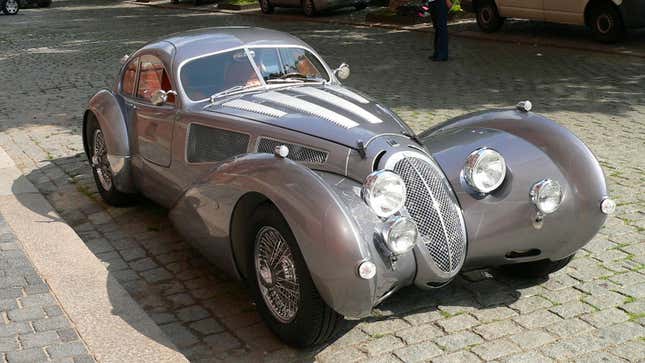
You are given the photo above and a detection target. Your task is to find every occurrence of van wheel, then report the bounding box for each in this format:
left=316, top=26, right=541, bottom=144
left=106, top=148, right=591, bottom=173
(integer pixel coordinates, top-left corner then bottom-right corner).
left=476, top=0, right=504, bottom=33
left=589, top=2, right=624, bottom=43
left=259, top=0, right=274, bottom=13
left=354, top=1, right=367, bottom=10
left=248, top=204, right=342, bottom=347
left=500, top=255, right=574, bottom=278
left=302, top=0, right=316, bottom=17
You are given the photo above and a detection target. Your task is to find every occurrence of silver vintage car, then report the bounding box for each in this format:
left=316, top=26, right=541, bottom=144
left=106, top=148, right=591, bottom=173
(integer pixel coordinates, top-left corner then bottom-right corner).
left=83, top=27, right=613, bottom=347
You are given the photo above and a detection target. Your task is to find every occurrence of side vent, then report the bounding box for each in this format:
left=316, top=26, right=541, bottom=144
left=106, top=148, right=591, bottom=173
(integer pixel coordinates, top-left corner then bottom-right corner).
left=257, top=138, right=328, bottom=164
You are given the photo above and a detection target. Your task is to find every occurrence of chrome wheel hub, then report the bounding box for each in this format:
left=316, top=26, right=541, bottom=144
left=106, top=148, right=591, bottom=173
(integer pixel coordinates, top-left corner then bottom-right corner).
left=596, top=14, right=612, bottom=34
left=481, top=7, right=492, bottom=23
left=254, top=226, right=300, bottom=323
left=5, top=0, right=18, bottom=13
left=92, top=129, right=113, bottom=191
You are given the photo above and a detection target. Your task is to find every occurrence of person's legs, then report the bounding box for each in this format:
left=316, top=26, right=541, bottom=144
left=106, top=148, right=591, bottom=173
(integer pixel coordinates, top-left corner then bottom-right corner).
left=435, top=0, right=449, bottom=60
left=430, top=3, right=439, bottom=59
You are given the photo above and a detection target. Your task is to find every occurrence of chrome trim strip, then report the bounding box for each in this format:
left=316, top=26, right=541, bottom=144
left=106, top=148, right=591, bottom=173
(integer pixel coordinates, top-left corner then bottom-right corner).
left=344, top=148, right=351, bottom=176
left=254, top=91, right=359, bottom=129
left=292, top=87, right=382, bottom=124
left=325, top=85, right=370, bottom=104
left=222, top=99, right=287, bottom=118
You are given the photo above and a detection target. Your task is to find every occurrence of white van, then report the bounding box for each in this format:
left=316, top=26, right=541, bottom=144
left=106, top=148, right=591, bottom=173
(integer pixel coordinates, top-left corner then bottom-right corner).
left=461, top=0, right=645, bottom=42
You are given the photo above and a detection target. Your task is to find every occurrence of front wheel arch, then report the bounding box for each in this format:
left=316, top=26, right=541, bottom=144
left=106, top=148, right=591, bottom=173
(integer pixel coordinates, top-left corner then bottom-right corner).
left=82, top=110, right=95, bottom=160
left=230, top=192, right=272, bottom=281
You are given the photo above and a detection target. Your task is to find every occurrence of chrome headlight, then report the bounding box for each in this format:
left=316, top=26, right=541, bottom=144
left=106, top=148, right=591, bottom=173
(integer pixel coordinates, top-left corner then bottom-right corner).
left=382, top=216, right=418, bottom=254
left=362, top=170, right=407, bottom=218
left=464, top=148, right=507, bottom=193
left=530, top=179, right=562, bottom=214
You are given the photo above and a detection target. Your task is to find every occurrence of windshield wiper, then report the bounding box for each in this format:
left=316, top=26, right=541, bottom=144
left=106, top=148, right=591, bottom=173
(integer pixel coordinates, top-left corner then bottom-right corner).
left=209, top=84, right=259, bottom=102
left=266, top=78, right=305, bottom=84
left=266, top=77, right=326, bottom=84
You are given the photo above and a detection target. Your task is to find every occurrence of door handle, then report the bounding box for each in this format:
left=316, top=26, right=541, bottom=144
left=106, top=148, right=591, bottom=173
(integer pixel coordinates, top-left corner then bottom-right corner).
left=127, top=102, right=137, bottom=110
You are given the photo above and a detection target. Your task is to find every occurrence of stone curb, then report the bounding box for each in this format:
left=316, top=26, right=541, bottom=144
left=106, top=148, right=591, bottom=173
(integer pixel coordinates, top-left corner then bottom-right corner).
left=129, top=0, right=645, bottom=59
left=0, top=146, right=188, bottom=363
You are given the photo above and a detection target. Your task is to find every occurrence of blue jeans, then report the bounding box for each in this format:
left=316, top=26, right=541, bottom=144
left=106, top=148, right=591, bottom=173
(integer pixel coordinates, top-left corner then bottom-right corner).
left=430, top=0, right=449, bottom=59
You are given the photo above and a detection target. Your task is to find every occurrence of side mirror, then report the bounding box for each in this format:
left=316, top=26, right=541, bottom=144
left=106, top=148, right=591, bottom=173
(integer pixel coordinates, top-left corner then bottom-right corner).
left=334, top=63, right=351, bottom=80
left=150, top=90, right=177, bottom=106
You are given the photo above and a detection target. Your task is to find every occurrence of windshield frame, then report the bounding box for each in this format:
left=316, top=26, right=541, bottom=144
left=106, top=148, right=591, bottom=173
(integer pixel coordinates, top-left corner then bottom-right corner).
left=177, top=44, right=334, bottom=104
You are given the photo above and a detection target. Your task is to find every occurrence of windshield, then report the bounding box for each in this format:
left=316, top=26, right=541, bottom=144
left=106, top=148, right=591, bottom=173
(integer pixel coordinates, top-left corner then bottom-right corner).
left=249, top=47, right=329, bottom=82
left=180, top=47, right=330, bottom=101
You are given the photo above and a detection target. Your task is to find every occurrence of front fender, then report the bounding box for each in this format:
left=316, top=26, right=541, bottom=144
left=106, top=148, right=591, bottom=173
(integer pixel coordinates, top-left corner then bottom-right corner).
left=420, top=110, right=608, bottom=267
left=85, top=89, right=135, bottom=193
left=169, top=154, right=416, bottom=317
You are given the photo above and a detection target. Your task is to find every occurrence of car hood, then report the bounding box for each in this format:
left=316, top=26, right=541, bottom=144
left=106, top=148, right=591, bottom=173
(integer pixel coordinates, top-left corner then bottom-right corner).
left=203, top=84, right=415, bottom=149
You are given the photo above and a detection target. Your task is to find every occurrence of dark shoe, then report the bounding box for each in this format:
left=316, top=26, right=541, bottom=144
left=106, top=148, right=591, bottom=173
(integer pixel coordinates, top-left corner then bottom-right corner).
left=432, top=56, right=448, bottom=62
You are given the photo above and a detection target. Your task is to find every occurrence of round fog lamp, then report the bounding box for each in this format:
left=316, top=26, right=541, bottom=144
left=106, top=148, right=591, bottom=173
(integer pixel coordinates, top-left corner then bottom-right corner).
left=530, top=179, right=562, bottom=214
left=362, top=170, right=407, bottom=218
left=464, top=148, right=507, bottom=193
left=600, top=198, right=616, bottom=215
left=358, top=261, right=376, bottom=280
left=382, top=216, right=418, bottom=255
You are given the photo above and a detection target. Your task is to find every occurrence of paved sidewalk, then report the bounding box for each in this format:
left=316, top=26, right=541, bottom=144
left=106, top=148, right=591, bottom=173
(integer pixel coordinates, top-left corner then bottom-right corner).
left=0, top=212, right=93, bottom=363
left=0, top=146, right=187, bottom=363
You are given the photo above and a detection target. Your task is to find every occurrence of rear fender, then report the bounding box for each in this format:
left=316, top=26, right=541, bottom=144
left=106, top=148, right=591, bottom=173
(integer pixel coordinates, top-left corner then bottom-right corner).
left=84, top=89, right=135, bottom=193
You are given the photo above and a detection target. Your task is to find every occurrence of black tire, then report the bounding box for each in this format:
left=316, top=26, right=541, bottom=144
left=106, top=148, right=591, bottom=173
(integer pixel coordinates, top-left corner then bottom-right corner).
left=86, top=116, right=135, bottom=207
left=259, top=0, right=273, bottom=13
left=302, top=0, right=316, bottom=17
left=500, top=255, right=574, bottom=278
left=1, top=0, right=20, bottom=15
left=588, top=2, right=624, bottom=43
left=248, top=204, right=342, bottom=347
left=38, top=0, right=51, bottom=7
left=354, top=1, right=367, bottom=10
left=475, top=0, right=504, bottom=33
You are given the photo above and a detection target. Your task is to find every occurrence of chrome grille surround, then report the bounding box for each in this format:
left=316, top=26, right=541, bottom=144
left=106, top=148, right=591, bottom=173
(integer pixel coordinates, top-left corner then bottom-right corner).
left=385, top=151, right=467, bottom=275
left=257, top=137, right=328, bottom=164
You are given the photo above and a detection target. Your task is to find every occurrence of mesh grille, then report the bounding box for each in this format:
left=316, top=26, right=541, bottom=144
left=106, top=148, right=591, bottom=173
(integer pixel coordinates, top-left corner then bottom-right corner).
left=392, top=156, right=466, bottom=274
left=257, top=138, right=328, bottom=164
left=187, top=124, right=249, bottom=163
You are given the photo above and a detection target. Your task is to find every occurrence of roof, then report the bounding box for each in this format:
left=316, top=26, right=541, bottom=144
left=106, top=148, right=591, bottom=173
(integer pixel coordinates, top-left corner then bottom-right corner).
left=153, top=27, right=312, bottom=62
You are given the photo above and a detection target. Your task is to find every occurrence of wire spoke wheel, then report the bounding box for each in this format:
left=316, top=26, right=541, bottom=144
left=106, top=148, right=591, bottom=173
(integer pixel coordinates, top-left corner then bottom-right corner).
left=254, top=226, right=300, bottom=323
left=92, top=129, right=113, bottom=191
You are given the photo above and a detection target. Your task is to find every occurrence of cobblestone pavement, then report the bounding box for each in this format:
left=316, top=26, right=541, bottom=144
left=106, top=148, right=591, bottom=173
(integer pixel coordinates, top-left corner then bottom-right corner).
left=0, top=212, right=93, bottom=362
left=1, top=0, right=644, bottom=362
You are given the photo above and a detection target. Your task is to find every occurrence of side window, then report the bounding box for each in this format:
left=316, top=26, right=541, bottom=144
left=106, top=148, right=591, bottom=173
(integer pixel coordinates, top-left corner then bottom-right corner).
left=187, top=124, right=249, bottom=163
left=122, top=57, right=138, bottom=97
left=136, top=55, right=175, bottom=104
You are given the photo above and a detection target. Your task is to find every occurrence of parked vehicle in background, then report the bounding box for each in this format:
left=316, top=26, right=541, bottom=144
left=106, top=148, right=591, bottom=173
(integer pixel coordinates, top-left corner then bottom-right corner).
left=461, top=0, right=645, bottom=43
left=1, top=0, right=19, bottom=14
left=259, top=0, right=367, bottom=17
left=20, top=0, right=51, bottom=7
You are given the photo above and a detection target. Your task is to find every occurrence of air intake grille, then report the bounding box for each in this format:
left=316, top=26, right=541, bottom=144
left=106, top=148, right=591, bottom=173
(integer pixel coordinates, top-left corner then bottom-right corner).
left=391, top=155, right=466, bottom=274
left=257, top=138, right=328, bottom=164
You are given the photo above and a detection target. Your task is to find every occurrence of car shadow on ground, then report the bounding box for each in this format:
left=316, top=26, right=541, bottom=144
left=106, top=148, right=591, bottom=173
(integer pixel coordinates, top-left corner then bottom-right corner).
left=9, top=153, right=553, bottom=361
